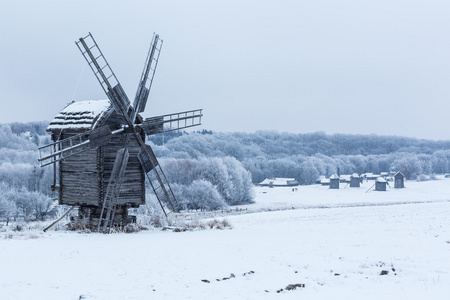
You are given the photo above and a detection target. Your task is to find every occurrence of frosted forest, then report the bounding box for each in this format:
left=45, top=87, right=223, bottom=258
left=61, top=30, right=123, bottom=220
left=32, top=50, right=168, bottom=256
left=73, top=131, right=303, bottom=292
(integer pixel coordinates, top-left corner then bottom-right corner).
left=1, top=121, right=450, bottom=222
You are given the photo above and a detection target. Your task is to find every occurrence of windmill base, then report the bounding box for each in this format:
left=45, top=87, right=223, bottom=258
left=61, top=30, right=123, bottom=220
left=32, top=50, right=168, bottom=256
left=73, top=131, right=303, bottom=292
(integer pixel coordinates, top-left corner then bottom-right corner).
left=69, top=206, right=136, bottom=231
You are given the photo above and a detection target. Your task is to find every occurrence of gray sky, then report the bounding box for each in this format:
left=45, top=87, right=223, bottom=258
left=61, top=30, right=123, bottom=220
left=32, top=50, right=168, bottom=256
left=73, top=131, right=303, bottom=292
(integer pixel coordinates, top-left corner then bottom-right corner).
left=1, top=0, right=449, bottom=140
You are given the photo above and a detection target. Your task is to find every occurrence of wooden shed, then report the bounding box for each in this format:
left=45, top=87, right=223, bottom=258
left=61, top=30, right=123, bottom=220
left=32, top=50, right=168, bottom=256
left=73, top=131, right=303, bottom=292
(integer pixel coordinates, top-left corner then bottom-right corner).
left=47, top=100, right=145, bottom=221
left=394, top=172, right=405, bottom=188
left=375, top=177, right=387, bottom=191
left=350, top=173, right=360, bottom=188
left=329, top=174, right=340, bottom=189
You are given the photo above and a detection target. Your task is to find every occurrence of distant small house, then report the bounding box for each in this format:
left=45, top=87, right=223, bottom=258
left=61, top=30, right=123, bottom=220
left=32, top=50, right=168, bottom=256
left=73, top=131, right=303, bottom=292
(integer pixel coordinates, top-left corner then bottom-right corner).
left=259, top=178, right=299, bottom=187
left=375, top=177, right=387, bottom=191
left=380, top=172, right=389, bottom=177
left=329, top=174, right=340, bottom=189
left=394, top=172, right=405, bottom=188
left=350, top=173, right=360, bottom=188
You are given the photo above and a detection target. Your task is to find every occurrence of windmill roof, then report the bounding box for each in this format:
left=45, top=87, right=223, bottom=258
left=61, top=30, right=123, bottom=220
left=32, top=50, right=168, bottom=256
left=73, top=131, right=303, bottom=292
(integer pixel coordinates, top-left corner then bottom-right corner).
left=47, top=100, right=111, bottom=132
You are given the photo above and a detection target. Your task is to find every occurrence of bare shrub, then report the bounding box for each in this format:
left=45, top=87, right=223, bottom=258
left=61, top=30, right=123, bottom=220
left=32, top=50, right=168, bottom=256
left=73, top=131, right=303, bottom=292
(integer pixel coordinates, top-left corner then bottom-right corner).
left=67, top=219, right=92, bottom=232
left=12, top=224, right=23, bottom=232
left=185, top=218, right=232, bottom=231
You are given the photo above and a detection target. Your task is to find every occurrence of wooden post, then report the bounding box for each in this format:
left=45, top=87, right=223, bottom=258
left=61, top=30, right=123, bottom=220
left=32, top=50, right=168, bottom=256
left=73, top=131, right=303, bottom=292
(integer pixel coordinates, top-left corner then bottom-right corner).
left=43, top=206, right=75, bottom=232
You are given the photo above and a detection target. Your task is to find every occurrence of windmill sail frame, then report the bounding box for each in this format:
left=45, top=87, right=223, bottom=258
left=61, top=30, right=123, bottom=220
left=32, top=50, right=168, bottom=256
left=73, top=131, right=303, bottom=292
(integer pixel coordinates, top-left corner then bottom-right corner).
left=40, top=32, right=202, bottom=231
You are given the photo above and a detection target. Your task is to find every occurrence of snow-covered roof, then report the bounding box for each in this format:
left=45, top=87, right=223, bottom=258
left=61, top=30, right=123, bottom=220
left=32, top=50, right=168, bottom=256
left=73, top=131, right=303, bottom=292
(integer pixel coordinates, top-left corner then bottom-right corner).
left=351, top=173, right=359, bottom=178
left=394, top=171, right=404, bottom=178
left=47, top=100, right=111, bottom=132
left=259, top=178, right=299, bottom=186
left=329, top=174, right=339, bottom=180
left=339, top=174, right=351, bottom=181
left=376, top=177, right=387, bottom=183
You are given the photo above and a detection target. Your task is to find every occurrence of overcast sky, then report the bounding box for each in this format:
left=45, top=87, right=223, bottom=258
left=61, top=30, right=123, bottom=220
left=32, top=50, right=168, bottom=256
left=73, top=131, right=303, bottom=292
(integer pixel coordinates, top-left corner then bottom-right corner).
left=1, top=0, right=449, bottom=140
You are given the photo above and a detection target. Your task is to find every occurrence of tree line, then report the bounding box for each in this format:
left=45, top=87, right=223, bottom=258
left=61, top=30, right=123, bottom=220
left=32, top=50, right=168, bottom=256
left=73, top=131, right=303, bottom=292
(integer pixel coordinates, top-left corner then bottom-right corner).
left=1, top=122, right=450, bottom=219
left=151, top=130, right=450, bottom=183
left=0, top=124, right=56, bottom=222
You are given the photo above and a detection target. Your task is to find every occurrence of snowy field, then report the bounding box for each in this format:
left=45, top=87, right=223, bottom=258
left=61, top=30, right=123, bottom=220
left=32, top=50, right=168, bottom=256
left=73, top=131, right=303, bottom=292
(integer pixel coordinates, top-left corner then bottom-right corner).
left=1, top=179, right=450, bottom=299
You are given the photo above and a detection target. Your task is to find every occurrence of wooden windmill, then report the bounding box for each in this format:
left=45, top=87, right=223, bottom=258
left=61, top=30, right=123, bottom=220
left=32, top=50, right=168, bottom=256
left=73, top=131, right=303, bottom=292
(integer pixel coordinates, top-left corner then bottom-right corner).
left=38, top=33, right=202, bottom=232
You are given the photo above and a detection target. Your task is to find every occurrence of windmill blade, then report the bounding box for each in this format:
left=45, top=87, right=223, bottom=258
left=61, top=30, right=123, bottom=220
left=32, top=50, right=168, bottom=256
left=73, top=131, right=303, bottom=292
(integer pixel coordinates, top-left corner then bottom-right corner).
left=88, top=125, right=113, bottom=148
left=38, top=131, right=89, bottom=167
left=141, top=109, right=203, bottom=136
left=97, top=142, right=130, bottom=233
left=137, top=144, right=179, bottom=215
left=76, top=33, right=135, bottom=126
left=132, top=33, right=163, bottom=121
left=38, top=125, right=122, bottom=167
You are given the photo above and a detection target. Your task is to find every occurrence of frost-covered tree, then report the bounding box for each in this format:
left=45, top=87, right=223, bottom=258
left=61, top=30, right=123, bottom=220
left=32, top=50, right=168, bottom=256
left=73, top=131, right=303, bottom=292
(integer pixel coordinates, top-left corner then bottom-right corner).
left=0, top=183, right=17, bottom=224
left=1, top=186, right=56, bottom=221
left=242, top=156, right=266, bottom=183
left=432, top=150, right=450, bottom=174
left=299, top=160, right=320, bottom=185
left=348, top=155, right=367, bottom=174
left=30, top=192, right=57, bottom=221
left=193, top=157, right=233, bottom=202
left=0, top=124, right=39, bottom=151
left=175, top=180, right=227, bottom=211
left=221, top=156, right=254, bottom=205
left=0, top=197, right=17, bottom=224
left=159, top=156, right=253, bottom=209
left=417, top=154, right=433, bottom=175
left=392, top=155, right=423, bottom=180
left=161, top=158, right=196, bottom=185
left=7, top=187, right=35, bottom=220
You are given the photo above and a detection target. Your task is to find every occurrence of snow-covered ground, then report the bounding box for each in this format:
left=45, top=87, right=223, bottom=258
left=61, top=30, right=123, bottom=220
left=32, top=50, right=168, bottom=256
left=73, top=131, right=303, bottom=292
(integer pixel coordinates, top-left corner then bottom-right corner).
left=244, top=177, right=450, bottom=212
left=1, top=179, right=450, bottom=299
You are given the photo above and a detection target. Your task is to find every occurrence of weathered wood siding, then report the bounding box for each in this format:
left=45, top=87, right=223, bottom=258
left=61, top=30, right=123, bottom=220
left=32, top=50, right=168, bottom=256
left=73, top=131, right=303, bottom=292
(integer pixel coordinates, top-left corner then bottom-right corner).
left=59, top=133, right=101, bottom=206
left=55, top=111, right=145, bottom=208
left=349, top=177, right=360, bottom=187
left=102, top=133, right=145, bottom=206
left=394, top=172, right=405, bottom=189
left=101, top=112, right=145, bottom=207
left=329, top=178, right=340, bottom=189
left=394, top=178, right=404, bottom=189
left=375, top=181, right=387, bottom=191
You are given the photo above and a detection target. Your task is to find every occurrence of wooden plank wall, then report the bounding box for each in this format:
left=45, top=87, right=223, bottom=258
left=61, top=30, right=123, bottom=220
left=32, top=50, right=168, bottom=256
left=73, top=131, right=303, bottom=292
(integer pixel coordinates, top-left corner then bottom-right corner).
left=102, top=133, right=145, bottom=207
left=59, top=133, right=101, bottom=206
left=57, top=111, right=146, bottom=208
